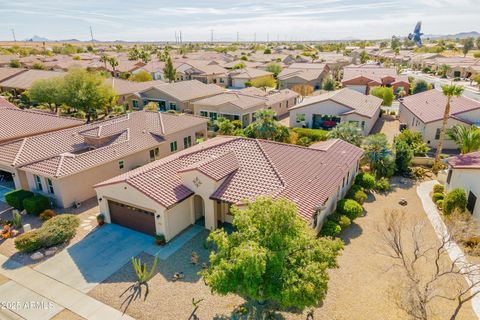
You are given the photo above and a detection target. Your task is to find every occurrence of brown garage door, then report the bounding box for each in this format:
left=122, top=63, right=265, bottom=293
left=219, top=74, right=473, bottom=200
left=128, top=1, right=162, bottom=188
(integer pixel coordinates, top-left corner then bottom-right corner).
left=108, top=201, right=156, bottom=235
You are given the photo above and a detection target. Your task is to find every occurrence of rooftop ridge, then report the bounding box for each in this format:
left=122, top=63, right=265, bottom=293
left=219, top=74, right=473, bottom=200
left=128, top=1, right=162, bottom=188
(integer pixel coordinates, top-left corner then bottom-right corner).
left=11, top=137, right=28, bottom=166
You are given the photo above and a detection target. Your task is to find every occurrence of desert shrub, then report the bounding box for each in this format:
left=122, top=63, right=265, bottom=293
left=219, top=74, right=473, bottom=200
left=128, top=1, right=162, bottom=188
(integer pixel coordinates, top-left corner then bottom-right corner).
left=355, top=172, right=375, bottom=190
left=320, top=219, right=341, bottom=237
left=14, top=230, right=42, bottom=253
left=436, top=199, right=444, bottom=209
left=433, top=184, right=445, bottom=194
left=443, top=188, right=467, bottom=215
left=40, top=214, right=80, bottom=247
left=40, top=209, right=56, bottom=221
left=337, top=199, right=363, bottom=220
left=291, top=128, right=328, bottom=142
left=338, top=215, right=351, bottom=228
left=346, top=186, right=367, bottom=204
left=296, top=136, right=312, bottom=147
left=410, top=167, right=429, bottom=180
left=14, top=214, right=79, bottom=253
left=23, top=194, right=51, bottom=215
left=374, top=177, right=391, bottom=192
left=432, top=193, right=445, bottom=203
left=4, top=189, right=34, bottom=210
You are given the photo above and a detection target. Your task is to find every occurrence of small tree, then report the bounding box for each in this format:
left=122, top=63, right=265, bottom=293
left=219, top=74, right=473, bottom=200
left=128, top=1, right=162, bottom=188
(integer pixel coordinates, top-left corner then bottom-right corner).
left=412, top=80, right=429, bottom=94
left=462, top=37, right=474, bottom=57
left=163, top=56, right=176, bottom=82
left=291, top=84, right=314, bottom=101
left=107, top=57, right=119, bottom=75
left=244, top=109, right=288, bottom=142
left=143, top=102, right=158, bottom=112
left=443, top=188, right=467, bottom=215
left=322, top=77, right=335, bottom=91
left=201, top=197, right=343, bottom=309
left=250, top=77, right=276, bottom=90
left=130, top=70, right=153, bottom=82
left=265, top=62, right=282, bottom=77
left=394, top=140, right=413, bottom=175
left=363, top=133, right=395, bottom=178
left=370, top=87, right=394, bottom=106
left=232, top=62, right=246, bottom=70
left=327, top=122, right=363, bottom=146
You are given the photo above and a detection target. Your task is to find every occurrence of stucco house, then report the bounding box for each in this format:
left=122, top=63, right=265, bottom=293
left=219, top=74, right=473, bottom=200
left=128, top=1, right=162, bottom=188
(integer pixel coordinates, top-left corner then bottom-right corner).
left=94, top=137, right=363, bottom=240
left=193, top=87, right=299, bottom=126
left=0, top=69, right=65, bottom=95
left=175, top=61, right=229, bottom=87
left=103, top=78, right=165, bottom=107
left=341, top=64, right=410, bottom=95
left=289, top=88, right=382, bottom=135
left=229, top=68, right=274, bottom=88
left=277, top=63, right=330, bottom=90
left=125, top=80, right=225, bottom=112
left=0, top=111, right=208, bottom=208
left=445, top=152, right=480, bottom=219
left=398, top=89, right=480, bottom=149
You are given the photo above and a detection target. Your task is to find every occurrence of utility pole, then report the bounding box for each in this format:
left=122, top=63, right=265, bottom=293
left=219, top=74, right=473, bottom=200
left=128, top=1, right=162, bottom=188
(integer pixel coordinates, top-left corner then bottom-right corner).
left=210, top=29, right=214, bottom=43
left=179, top=30, right=182, bottom=44
left=236, top=31, right=239, bottom=43
left=174, top=31, right=177, bottom=44
left=11, top=29, right=16, bottom=42
left=89, top=26, right=94, bottom=45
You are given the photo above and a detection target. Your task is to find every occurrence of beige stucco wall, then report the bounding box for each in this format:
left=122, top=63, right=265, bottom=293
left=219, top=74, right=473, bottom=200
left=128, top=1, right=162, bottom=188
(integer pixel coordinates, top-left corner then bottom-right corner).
left=268, top=96, right=298, bottom=117
left=446, top=167, right=480, bottom=219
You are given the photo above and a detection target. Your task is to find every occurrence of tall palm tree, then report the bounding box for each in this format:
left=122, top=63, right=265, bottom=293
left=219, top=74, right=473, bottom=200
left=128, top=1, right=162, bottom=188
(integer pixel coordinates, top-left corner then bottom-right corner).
left=433, top=84, right=464, bottom=173
left=447, top=125, right=480, bottom=154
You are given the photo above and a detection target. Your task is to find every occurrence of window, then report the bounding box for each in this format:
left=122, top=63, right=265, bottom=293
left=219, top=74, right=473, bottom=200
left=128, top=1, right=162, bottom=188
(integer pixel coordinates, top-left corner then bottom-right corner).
left=149, top=147, right=159, bottom=161
left=209, top=112, right=218, bottom=121
left=132, top=100, right=139, bottom=109
left=200, top=111, right=208, bottom=117
left=412, top=117, right=415, bottom=126
left=34, top=175, right=43, bottom=191
left=296, top=113, right=306, bottom=123
left=169, top=102, right=177, bottom=111
left=361, top=121, right=366, bottom=130
left=435, top=128, right=441, bottom=140
left=286, top=101, right=289, bottom=108
left=220, top=78, right=225, bottom=83
left=446, top=169, right=453, bottom=184
left=119, top=160, right=125, bottom=169
left=184, top=136, right=192, bottom=149
left=170, top=141, right=178, bottom=152
left=46, top=178, right=54, bottom=194
left=342, top=177, right=345, bottom=188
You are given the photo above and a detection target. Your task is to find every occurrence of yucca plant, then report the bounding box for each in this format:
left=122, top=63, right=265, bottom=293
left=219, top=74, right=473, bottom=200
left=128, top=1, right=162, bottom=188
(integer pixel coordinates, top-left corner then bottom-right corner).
left=132, top=256, right=158, bottom=284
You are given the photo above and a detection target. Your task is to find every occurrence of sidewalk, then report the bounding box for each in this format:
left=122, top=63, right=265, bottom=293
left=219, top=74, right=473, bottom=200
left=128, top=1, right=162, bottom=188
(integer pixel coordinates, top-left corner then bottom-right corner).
left=417, top=180, right=480, bottom=319
left=0, top=254, right=133, bottom=320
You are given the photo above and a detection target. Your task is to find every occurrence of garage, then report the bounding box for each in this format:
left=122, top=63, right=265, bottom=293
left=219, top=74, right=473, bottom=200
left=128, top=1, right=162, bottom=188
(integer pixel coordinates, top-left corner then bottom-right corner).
left=108, top=200, right=156, bottom=236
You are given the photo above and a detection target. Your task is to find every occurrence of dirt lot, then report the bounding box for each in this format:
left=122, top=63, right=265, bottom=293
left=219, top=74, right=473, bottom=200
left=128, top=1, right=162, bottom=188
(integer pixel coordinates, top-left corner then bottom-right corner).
left=89, top=178, right=476, bottom=320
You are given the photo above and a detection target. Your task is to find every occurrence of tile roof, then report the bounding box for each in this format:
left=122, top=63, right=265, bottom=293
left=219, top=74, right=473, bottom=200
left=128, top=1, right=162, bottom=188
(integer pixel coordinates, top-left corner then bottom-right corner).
left=400, top=89, right=480, bottom=123
left=0, top=69, right=64, bottom=90
left=96, top=137, right=363, bottom=220
left=342, top=65, right=407, bottom=84
left=289, top=88, right=382, bottom=118
left=0, top=111, right=207, bottom=178
left=141, top=80, right=224, bottom=102
left=104, top=78, right=165, bottom=96
left=193, top=91, right=267, bottom=110
left=278, top=68, right=325, bottom=81
left=0, top=100, right=84, bottom=143
left=446, top=151, right=480, bottom=169
left=230, top=68, right=273, bottom=79
left=0, top=68, right=27, bottom=82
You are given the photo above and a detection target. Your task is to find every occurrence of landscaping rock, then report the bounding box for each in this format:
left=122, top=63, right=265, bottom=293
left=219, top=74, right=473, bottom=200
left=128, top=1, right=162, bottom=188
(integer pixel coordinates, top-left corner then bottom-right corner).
left=31, top=252, right=44, bottom=260
left=45, top=247, right=58, bottom=256
left=22, top=224, right=32, bottom=233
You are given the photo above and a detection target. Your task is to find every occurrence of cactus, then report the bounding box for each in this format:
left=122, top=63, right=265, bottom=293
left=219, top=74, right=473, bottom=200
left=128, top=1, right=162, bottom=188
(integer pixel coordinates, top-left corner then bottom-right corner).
left=132, top=256, right=157, bottom=284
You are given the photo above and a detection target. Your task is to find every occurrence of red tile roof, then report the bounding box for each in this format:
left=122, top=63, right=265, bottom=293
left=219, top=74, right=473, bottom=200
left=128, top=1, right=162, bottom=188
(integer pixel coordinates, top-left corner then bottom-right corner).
left=0, top=111, right=207, bottom=178
left=0, top=99, right=84, bottom=143
left=96, top=137, right=363, bottom=220
left=446, top=151, right=480, bottom=169
left=400, top=89, right=480, bottom=123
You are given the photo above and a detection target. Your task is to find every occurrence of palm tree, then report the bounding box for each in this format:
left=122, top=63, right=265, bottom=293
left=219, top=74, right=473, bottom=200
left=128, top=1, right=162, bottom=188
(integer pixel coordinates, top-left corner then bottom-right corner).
left=447, top=125, right=480, bottom=154
left=433, top=84, right=464, bottom=173
left=107, top=57, right=119, bottom=77
left=328, top=122, right=363, bottom=146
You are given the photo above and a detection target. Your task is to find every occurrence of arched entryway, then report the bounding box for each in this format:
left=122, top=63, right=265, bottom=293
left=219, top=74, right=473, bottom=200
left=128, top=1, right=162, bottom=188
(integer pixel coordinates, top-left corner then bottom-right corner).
left=194, top=195, right=205, bottom=225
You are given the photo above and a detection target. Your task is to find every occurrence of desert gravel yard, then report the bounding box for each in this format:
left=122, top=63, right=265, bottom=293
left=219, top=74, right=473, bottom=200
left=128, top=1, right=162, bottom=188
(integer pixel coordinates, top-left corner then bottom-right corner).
left=89, top=177, right=477, bottom=320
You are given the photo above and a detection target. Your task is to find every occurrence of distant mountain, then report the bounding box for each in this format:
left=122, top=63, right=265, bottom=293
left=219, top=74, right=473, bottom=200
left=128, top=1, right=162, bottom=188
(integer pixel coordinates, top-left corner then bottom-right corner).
left=425, top=31, right=479, bottom=40
left=24, top=35, right=51, bottom=42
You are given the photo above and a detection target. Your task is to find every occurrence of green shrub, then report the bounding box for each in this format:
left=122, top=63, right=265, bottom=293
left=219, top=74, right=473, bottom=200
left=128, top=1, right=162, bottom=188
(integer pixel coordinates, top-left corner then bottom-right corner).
left=436, top=199, right=444, bottom=209
left=14, top=230, right=42, bottom=253
left=337, top=199, right=363, bottom=220
left=338, top=215, right=351, bottom=228
left=23, top=195, right=51, bottom=215
left=432, top=193, right=445, bottom=203
left=433, top=184, right=445, bottom=194
left=40, top=214, right=80, bottom=247
left=4, top=190, right=34, bottom=210
left=443, top=188, right=467, bottom=215
left=14, top=214, right=79, bottom=253
left=346, top=186, right=367, bottom=204
left=291, top=128, right=328, bottom=142
left=320, top=219, right=341, bottom=237
left=374, top=178, right=391, bottom=192
left=355, top=172, right=375, bottom=190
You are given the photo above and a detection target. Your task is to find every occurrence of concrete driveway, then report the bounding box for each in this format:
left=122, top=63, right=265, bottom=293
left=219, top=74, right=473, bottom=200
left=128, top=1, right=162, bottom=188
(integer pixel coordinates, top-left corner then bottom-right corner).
left=34, top=223, right=203, bottom=293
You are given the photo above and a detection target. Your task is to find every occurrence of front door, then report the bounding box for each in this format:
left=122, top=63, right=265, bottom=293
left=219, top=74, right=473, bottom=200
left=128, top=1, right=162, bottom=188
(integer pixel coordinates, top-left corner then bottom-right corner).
left=467, top=191, right=477, bottom=214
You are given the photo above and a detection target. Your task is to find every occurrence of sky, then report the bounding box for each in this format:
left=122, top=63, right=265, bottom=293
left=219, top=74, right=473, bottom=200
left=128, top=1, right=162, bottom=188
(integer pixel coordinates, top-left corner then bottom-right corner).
left=0, top=0, right=478, bottom=42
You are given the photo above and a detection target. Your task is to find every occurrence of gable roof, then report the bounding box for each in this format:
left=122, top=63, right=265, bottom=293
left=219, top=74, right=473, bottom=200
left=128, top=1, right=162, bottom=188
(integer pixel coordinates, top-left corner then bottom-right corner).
left=0, top=68, right=27, bottom=82
left=446, top=151, right=480, bottom=169
left=104, top=78, right=166, bottom=96
left=0, top=111, right=207, bottom=178
left=0, top=98, right=84, bottom=143
left=230, top=68, right=273, bottom=79
left=0, top=69, right=64, bottom=90
left=289, top=88, right=382, bottom=118
left=193, top=91, right=267, bottom=110
left=96, top=137, right=363, bottom=220
left=141, top=80, right=224, bottom=102
left=400, top=89, right=480, bottom=124
left=342, top=65, right=406, bottom=84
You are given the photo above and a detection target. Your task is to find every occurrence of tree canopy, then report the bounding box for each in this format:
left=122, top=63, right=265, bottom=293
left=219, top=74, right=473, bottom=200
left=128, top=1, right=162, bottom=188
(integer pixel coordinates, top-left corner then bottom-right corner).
left=250, top=77, right=277, bottom=90
left=370, top=86, right=394, bottom=106
left=327, top=122, right=363, bottom=146
left=265, top=63, right=283, bottom=77
left=201, top=197, right=343, bottom=309
left=163, top=56, right=176, bottom=82
left=130, top=70, right=153, bottom=82
left=244, top=109, right=289, bottom=142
